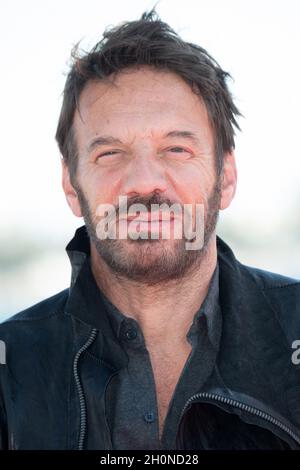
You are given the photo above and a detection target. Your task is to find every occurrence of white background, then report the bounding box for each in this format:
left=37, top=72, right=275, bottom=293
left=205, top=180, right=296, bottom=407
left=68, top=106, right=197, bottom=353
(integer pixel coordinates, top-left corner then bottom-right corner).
left=0, top=0, right=299, bottom=319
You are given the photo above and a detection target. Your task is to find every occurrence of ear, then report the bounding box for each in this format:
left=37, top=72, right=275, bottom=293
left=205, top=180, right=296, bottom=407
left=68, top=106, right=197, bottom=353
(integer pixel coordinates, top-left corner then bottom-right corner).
left=61, top=160, right=82, bottom=217
left=219, top=151, right=237, bottom=210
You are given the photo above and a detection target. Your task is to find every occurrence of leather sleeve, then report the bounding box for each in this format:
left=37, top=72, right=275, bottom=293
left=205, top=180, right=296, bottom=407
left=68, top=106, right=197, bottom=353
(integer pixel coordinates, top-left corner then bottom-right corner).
left=0, top=368, right=8, bottom=450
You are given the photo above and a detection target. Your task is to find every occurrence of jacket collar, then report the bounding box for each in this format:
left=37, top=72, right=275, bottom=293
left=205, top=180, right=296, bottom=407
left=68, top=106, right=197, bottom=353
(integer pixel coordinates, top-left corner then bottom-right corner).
left=64, top=225, right=296, bottom=404
left=64, top=225, right=300, bottom=442
left=63, top=224, right=250, bottom=334
left=66, top=225, right=90, bottom=288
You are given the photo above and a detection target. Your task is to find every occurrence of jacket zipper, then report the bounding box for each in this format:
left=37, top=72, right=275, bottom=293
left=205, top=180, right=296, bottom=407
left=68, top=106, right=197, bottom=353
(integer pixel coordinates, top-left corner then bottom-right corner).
left=178, top=392, right=300, bottom=447
left=73, top=328, right=98, bottom=450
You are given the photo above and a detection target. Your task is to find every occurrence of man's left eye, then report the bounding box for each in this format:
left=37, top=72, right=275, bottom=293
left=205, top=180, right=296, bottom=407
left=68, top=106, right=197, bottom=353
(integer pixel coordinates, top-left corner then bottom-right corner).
left=168, top=147, right=187, bottom=153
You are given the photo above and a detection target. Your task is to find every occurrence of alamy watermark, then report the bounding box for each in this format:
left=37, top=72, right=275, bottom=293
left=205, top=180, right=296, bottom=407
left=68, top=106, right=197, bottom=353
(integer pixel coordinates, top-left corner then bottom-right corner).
left=94, top=196, right=204, bottom=250
left=0, top=340, right=6, bottom=365
left=291, top=340, right=300, bottom=365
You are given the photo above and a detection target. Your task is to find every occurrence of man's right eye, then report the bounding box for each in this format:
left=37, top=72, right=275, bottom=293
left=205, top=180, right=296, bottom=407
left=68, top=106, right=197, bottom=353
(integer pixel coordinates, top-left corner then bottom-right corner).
left=98, top=150, right=119, bottom=157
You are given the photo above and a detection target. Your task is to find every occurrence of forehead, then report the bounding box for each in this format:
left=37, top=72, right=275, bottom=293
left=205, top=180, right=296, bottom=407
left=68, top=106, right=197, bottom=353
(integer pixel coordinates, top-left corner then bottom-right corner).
left=73, top=66, right=213, bottom=145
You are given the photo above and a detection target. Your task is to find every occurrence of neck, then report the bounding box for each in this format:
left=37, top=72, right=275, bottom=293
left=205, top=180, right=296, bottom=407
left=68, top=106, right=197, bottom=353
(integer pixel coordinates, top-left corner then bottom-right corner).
left=90, top=237, right=217, bottom=349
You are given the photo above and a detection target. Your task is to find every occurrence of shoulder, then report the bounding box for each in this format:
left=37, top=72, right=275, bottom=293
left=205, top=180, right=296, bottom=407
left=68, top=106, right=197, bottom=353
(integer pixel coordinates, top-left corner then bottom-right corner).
left=0, top=288, right=70, bottom=336
left=0, top=289, right=72, bottom=377
left=239, top=262, right=300, bottom=341
left=241, top=263, right=300, bottom=291
left=217, top=236, right=300, bottom=339
left=217, top=235, right=300, bottom=290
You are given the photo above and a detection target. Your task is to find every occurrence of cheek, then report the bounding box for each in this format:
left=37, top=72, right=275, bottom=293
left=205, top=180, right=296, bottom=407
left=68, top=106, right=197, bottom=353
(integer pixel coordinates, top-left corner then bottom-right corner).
left=80, top=167, right=122, bottom=211
left=171, top=164, right=215, bottom=205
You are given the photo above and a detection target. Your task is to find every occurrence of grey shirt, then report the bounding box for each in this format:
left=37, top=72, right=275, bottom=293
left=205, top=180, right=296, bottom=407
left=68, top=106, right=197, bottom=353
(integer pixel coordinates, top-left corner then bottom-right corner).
left=100, top=263, right=221, bottom=450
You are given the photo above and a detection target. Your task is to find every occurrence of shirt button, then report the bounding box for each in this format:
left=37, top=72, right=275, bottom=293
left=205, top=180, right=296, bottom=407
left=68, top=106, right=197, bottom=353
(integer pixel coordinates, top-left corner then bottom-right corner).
left=144, top=412, right=155, bottom=423
left=124, top=328, right=138, bottom=341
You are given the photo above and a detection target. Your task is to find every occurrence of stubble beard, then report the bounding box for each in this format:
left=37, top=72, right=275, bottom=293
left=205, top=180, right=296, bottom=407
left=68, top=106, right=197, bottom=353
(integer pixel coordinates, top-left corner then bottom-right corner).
left=74, top=181, right=221, bottom=286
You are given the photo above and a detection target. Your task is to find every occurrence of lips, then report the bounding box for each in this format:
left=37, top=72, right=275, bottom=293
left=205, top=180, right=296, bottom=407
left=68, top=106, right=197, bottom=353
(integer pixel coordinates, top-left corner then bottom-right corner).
left=120, top=212, right=176, bottom=223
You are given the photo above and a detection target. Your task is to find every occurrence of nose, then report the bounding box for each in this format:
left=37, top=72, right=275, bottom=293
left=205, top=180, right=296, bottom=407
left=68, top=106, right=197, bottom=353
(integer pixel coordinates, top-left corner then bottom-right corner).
left=122, top=152, right=168, bottom=197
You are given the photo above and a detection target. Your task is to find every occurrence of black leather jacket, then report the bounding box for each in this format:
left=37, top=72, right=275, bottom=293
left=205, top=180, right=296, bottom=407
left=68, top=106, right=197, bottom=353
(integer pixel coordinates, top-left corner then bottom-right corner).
left=1, top=226, right=300, bottom=450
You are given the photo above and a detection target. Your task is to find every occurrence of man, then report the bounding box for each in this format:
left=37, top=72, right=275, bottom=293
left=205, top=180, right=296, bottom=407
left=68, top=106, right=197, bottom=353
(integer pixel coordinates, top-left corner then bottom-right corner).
left=1, top=9, right=300, bottom=450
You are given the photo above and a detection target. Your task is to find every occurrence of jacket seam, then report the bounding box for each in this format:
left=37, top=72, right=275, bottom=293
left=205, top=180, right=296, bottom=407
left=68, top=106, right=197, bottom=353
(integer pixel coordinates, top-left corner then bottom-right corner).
left=262, top=282, right=300, bottom=291
left=85, top=350, right=115, bottom=371
left=2, top=309, right=62, bottom=324
left=2, top=294, right=69, bottom=325
left=259, top=289, right=295, bottom=350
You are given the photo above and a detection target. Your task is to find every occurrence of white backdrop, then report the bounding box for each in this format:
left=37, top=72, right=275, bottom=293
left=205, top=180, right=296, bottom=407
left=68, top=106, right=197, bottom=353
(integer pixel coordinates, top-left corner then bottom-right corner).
left=0, top=0, right=299, bottom=319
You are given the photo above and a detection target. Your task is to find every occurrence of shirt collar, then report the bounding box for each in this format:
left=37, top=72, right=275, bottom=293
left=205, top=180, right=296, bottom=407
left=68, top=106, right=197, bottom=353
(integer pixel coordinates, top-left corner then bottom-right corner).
left=100, top=262, right=220, bottom=350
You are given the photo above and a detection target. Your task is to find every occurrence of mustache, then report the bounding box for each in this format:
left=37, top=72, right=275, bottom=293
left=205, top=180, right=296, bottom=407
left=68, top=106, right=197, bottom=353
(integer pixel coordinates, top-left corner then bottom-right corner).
left=116, top=192, right=181, bottom=217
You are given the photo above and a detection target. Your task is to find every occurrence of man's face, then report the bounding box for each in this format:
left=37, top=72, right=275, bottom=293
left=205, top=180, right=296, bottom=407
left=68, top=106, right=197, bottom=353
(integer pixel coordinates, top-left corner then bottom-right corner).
left=63, top=66, right=236, bottom=285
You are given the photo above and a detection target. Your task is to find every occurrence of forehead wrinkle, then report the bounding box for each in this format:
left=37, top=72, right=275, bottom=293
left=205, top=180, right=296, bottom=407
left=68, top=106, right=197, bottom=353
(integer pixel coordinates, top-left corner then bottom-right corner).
left=74, top=70, right=215, bottom=155
left=77, top=80, right=119, bottom=125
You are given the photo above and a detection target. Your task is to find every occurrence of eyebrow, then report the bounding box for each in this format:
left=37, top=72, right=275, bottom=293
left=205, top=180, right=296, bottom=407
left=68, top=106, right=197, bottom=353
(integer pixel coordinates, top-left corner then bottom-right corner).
left=164, top=130, right=200, bottom=144
left=87, top=135, right=123, bottom=153
left=87, top=130, right=200, bottom=153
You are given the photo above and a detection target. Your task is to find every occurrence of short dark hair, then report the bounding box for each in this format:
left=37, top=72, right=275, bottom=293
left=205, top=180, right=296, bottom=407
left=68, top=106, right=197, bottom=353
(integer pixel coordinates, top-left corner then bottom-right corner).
left=55, top=8, right=241, bottom=182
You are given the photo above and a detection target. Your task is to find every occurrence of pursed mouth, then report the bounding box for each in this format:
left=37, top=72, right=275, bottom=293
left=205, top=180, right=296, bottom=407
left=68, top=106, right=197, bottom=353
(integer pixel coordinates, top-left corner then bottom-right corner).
left=119, top=212, right=177, bottom=223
